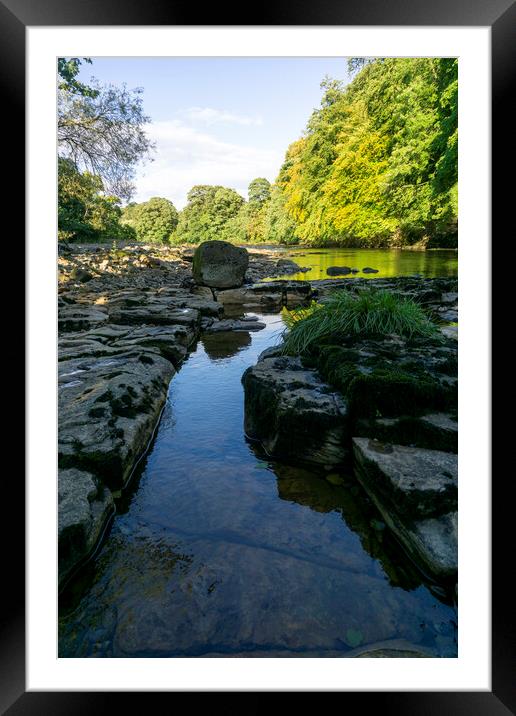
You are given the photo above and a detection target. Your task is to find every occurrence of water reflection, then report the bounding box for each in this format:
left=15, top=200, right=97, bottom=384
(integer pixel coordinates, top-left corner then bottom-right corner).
left=265, top=248, right=458, bottom=282
left=201, top=330, right=252, bottom=360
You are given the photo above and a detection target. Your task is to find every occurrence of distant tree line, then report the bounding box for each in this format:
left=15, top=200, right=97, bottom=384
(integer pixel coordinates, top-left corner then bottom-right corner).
left=58, top=57, right=457, bottom=247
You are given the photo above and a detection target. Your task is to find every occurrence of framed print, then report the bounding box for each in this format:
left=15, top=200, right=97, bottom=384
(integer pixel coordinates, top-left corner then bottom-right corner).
left=3, top=0, right=511, bottom=709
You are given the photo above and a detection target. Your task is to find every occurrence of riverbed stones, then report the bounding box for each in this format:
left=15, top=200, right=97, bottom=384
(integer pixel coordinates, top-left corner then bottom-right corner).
left=192, top=240, right=249, bottom=288
left=242, top=355, right=350, bottom=466
left=352, top=438, right=457, bottom=578
left=58, top=468, right=114, bottom=588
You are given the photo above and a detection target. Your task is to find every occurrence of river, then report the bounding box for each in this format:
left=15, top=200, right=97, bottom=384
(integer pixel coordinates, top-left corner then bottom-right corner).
left=263, top=247, right=458, bottom=282
left=59, top=285, right=458, bottom=657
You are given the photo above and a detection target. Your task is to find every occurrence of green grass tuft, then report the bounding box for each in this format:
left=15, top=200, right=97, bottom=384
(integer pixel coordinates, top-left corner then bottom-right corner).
left=281, top=288, right=439, bottom=355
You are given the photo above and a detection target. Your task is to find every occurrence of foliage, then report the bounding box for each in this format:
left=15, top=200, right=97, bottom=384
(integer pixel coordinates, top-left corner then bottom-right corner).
left=121, top=197, right=178, bottom=243
left=57, top=58, right=99, bottom=98
left=58, top=158, right=135, bottom=243
left=281, top=289, right=439, bottom=355
left=248, top=177, right=271, bottom=205
left=58, top=58, right=154, bottom=200
left=274, top=58, right=458, bottom=247
left=173, top=185, right=245, bottom=244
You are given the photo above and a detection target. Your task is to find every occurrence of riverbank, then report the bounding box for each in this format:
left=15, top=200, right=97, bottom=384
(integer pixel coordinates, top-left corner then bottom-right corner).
left=58, top=242, right=457, bottom=599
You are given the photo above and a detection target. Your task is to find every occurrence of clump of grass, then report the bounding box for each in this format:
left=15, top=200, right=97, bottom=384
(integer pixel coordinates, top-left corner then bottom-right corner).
left=281, top=288, right=439, bottom=355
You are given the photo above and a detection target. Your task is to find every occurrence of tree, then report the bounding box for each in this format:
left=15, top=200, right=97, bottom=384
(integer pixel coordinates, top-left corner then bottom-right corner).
left=57, top=57, right=99, bottom=98
left=121, top=197, right=178, bottom=244
left=174, top=185, right=245, bottom=244
left=58, top=158, right=135, bottom=243
left=272, top=58, right=458, bottom=247
left=58, top=58, right=154, bottom=200
left=248, top=177, right=271, bottom=205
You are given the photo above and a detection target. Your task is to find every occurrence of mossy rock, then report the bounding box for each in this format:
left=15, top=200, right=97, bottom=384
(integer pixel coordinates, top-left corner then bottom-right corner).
left=346, top=368, right=455, bottom=419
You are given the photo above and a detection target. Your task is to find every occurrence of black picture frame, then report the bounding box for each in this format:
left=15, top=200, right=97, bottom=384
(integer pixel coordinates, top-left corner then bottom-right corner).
left=4, top=0, right=510, bottom=711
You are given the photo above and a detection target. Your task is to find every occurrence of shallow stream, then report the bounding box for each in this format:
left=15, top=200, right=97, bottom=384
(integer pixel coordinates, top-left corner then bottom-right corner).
left=59, top=309, right=458, bottom=658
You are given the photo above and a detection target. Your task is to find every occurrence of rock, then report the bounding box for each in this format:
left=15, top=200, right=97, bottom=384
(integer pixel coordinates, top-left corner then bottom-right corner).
left=204, top=319, right=266, bottom=333
left=58, top=351, right=175, bottom=489
left=216, top=281, right=312, bottom=310
left=58, top=468, right=114, bottom=587
left=355, top=413, right=458, bottom=453
left=352, top=438, right=457, bottom=520
left=190, top=285, right=215, bottom=300
left=440, top=325, right=458, bottom=340
left=326, top=266, right=352, bottom=276
left=192, top=240, right=249, bottom=289
left=441, top=292, right=458, bottom=304
left=352, top=438, right=458, bottom=578
left=242, top=356, right=350, bottom=467
left=70, top=267, right=94, bottom=282
left=59, top=305, right=109, bottom=333
left=362, top=267, right=379, bottom=274
left=276, top=258, right=301, bottom=270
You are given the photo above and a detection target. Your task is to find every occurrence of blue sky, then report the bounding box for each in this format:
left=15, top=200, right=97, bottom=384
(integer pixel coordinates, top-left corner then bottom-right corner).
left=78, top=58, right=350, bottom=208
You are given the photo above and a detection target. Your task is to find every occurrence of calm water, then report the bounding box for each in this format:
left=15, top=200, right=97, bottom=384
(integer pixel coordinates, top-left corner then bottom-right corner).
left=59, top=309, right=457, bottom=658
left=263, top=247, right=458, bottom=282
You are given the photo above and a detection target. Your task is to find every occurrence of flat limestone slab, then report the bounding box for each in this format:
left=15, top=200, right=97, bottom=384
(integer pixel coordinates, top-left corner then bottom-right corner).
left=353, top=438, right=457, bottom=519
left=353, top=438, right=458, bottom=578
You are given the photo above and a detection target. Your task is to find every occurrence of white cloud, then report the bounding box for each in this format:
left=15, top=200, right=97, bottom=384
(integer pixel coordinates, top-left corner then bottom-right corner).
left=180, top=106, right=263, bottom=127
left=133, top=120, right=283, bottom=209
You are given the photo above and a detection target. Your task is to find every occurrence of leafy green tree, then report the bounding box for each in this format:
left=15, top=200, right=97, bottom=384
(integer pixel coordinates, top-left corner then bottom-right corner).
left=274, top=58, right=458, bottom=247
left=248, top=177, right=271, bottom=205
left=57, top=58, right=99, bottom=98
left=58, top=158, right=135, bottom=243
left=121, top=197, right=178, bottom=243
left=263, top=184, right=299, bottom=244
left=174, top=185, right=245, bottom=244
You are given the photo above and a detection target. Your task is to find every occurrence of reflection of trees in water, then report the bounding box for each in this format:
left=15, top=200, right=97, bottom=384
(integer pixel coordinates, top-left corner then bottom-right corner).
left=201, top=331, right=252, bottom=360
left=249, top=449, right=453, bottom=604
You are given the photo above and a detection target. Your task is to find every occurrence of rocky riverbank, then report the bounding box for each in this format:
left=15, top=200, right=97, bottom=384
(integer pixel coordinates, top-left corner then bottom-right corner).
left=57, top=242, right=314, bottom=587
left=242, top=276, right=458, bottom=584
left=58, top=240, right=458, bottom=595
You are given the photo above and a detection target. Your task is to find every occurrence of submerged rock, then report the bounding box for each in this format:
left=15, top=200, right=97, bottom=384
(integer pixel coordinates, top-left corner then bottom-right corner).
left=192, top=240, right=249, bottom=289
left=242, top=355, right=350, bottom=467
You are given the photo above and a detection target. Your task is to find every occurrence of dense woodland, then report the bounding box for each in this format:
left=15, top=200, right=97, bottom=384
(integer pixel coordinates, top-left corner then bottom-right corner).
left=58, top=57, right=458, bottom=248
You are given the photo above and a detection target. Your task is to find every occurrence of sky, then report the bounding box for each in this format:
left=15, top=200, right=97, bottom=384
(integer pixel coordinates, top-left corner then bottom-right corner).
left=77, top=58, right=350, bottom=208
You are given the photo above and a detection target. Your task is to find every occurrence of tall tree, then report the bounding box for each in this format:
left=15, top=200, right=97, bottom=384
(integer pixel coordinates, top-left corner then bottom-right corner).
left=58, top=57, right=154, bottom=200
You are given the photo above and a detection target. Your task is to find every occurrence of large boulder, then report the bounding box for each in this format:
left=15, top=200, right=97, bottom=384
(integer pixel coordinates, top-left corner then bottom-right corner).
left=192, top=240, right=249, bottom=289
